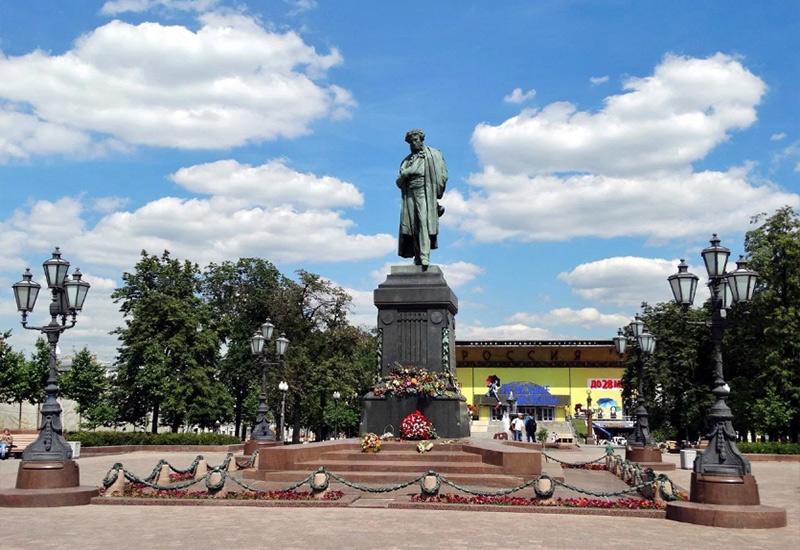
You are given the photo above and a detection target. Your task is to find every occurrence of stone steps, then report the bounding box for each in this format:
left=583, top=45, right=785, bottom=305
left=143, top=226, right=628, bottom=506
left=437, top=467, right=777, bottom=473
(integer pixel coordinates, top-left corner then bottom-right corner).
left=245, top=470, right=527, bottom=488
left=294, top=459, right=504, bottom=474
left=317, top=450, right=483, bottom=463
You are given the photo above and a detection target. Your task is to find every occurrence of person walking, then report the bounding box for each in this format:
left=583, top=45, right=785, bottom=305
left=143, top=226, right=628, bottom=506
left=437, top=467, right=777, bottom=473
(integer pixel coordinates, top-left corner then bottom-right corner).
left=0, top=428, right=13, bottom=460
left=511, top=413, right=525, bottom=441
left=524, top=413, right=537, bottom=443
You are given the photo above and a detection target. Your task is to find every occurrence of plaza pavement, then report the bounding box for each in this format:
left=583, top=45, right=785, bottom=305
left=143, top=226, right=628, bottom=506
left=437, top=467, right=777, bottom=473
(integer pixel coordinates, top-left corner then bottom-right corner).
left=1, top=446, right=798, bottom=549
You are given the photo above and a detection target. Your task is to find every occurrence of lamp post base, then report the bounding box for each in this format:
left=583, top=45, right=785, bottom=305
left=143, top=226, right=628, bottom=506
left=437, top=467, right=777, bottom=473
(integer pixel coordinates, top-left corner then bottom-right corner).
left=625, top=445, right=675, bottom=470
left=243, top=439, right=281, bottom=456
left=665, top=472, right=786, bottom=528
left=0, top=460, right=98, bottom=507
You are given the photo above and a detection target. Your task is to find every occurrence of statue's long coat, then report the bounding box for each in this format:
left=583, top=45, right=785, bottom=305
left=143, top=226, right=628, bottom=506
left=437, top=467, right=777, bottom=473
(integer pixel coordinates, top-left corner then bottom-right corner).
left=397, top=145, right=448, bottom=258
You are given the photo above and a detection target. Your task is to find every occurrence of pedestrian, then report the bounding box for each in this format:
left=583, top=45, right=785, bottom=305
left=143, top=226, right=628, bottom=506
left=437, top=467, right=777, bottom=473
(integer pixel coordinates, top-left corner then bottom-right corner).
left=0, top=428, right=13, bottom=460
left=511, top=413, right=525, bottom=441
left=524, top=413, right=537, bottom=443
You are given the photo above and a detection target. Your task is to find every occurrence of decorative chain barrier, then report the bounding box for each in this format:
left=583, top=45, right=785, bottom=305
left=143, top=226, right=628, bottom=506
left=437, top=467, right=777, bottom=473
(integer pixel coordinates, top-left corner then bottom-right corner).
left=101, top=447, right=680, bottom=502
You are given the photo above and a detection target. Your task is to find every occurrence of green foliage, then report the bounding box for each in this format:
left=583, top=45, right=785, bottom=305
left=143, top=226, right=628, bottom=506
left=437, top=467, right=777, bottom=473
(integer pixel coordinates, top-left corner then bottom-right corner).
left=60, top=347, right=113, bottom=427
left=0, top=336, right=48, bottom=415
left=737, top=441, right=800, bottom=454
left=111, top=250, right=231, bottom=432
left=65, top=431, right=240, bottom=447
left=750, top=389, right=794, bottom=437
left=571, top=418, right=587, bottom=438
left=536, top=427, right=548, bottom=444
left=650, top=423, right=675, bottom=443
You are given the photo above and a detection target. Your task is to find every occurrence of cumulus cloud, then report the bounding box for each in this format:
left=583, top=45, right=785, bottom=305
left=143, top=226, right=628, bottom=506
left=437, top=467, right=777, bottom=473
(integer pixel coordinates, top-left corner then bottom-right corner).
left=0, top=14, right=351, bottom=155
left=589, top=75, right=609, bottom=85
left=558, top=256, right=710, bottom=308
left=509, top=308, right=629, bottom=330
left=448, top=54, right=798, bottom=244
left=370, top=260, right=484, bottom=289
left=770, top=132, right=786, bottom=141
left=92, top=196, right=130, bottom=213
left=443, top=165, right=797, bottom=242
left=100, top=0, right=218, bottom=15
left=474, top=54, right=766, bottom=177
left=503, top=87, right=536, bottom=104
left=171, top=159, right=364, bottom=209
left=457, top=323, right=557, bottom=341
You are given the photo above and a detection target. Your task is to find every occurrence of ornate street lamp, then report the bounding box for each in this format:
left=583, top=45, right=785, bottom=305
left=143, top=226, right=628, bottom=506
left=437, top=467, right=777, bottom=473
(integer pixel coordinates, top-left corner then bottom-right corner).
left=332, top=391, right=341, bottom=439
left=668, top=235, right=753, bottom=477
left=668, top=259, right=699, bottom=307
left=278, top=381, right=289, bottom=443
left=11, top=247, right=90, bottom=461
left=249, top=320, right=289, bottom=442
left=615, top=320, right=656, bottom=449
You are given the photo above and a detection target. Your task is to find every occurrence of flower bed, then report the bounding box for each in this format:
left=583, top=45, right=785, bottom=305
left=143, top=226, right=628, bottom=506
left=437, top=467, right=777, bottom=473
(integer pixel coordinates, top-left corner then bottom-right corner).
left=103, top=483, right=344, bottom=501
left=411, top=493, right=664, bottom=509
left=67, top=431, right=240, bottom=447
left=560, top=463, right=607, bottom=470
left=168, top=471, right=195, bottom=482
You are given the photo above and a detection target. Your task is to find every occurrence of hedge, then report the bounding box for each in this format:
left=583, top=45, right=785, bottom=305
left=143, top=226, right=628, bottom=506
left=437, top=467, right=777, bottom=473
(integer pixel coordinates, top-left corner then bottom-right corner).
left=65, top=431, right=240, bottom=447
left=737, top=441, right=800, bottom=455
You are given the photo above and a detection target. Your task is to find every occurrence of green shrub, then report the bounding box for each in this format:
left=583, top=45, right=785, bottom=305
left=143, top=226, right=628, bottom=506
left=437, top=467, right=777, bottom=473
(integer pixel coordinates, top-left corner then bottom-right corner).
left=66, top=431, right=240, bottom=447
left=737, top=441, right=800, bottom=455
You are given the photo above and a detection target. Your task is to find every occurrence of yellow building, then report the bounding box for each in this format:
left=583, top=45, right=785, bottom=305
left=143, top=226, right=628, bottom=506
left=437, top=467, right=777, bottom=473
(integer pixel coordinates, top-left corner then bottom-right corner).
left=455, top=340, right=625, bottom=421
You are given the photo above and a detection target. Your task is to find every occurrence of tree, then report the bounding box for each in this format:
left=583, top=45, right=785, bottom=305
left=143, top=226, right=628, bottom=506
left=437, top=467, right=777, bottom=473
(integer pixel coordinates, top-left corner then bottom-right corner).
left=0, top=334, right=47, bottom=428
left=112, top=250, right=230, bottom=432
left=201, top=258, right=286, bottom=438
left=60, top=347, right=113, bottom=429
left=742, top=206, right=800, bottom=441
left=624, top=302, right=713, bottom=443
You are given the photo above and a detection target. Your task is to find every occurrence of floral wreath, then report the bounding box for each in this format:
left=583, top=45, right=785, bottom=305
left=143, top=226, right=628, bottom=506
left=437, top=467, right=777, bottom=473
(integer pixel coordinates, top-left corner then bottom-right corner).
left=372, top=363, right=459, bottom=399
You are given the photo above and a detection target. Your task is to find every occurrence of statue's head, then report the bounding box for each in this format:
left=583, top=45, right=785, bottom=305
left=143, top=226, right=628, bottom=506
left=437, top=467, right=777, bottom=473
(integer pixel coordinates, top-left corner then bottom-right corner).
left=405, top=129, right=425, bottom=153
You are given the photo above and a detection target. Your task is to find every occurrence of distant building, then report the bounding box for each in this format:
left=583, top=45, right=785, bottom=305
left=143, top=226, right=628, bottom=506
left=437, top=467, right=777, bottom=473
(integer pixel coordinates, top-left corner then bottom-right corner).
left=455, top=340, right=626, bottom=422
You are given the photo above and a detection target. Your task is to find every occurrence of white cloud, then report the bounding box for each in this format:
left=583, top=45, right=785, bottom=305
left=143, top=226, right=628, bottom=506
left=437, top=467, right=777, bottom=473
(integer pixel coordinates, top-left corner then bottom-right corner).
left=503, top=87, right=536, bottom=104
left=285, top=0, right=318, bottom=15
left=770, top=132, right=786, bottom=141
left=443, top=165, right=797, bottom=242
left=509, top=308, right=629, bottom=330
left=171, top=159, right=364, bottom=209
left=0, top=14, right=350, bottom=155
left=100, top=0, right=217, bottom=15
left=370, top=260, right=483, bottom=289
left=92, top=196, right=130, bottom=213
left=457, top=323, right=557, bottom=341
left=343, top=287, right=375, bottom=329
left=589, top=75, right=609, bottom=86
left=475, top=54, right=766, bottom=177
left=558, top=256, right=710, bottom=308
left=447, top=54, right=799, bottom=244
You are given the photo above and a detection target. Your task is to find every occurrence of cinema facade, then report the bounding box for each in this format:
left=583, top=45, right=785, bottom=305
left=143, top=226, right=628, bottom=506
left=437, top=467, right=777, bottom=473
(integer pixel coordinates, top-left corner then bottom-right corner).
left=454, top=340, right=626, bottom=422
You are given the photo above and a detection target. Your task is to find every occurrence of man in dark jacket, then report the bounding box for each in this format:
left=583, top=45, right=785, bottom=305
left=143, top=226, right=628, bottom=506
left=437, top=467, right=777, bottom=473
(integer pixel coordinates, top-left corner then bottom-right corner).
left=524, top=413, right=537, bottom=443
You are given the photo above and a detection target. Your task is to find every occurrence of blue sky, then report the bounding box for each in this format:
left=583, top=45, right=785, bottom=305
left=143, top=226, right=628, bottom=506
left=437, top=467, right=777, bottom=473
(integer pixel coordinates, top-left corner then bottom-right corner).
left=1, top=0, right=798, bottom=361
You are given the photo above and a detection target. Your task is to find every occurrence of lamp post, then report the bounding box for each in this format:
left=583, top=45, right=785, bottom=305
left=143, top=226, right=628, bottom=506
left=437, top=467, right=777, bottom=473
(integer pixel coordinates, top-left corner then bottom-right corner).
left=585, top=390, right=595, bottom=445
left=249, top=319, right=289, bottom=443
left=664, top=235, right=786, bottom=527
left=668, top=235, right=755, bottom=477
left=614, top=319, right=656, bottom=447
left=12, top=248, right=90, bottom=461
left=332, top=391, right=341, bottom=439
left=278, top=381, right=289, bottom=443
left=0, top=248, right=101, bottom=507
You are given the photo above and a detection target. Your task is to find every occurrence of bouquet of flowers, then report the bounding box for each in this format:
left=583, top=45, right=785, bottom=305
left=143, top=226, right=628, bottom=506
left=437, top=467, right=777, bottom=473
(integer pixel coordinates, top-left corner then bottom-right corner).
left=400, top=410, right=436, bottom=440
left=361, top=433, right=382, bottom=453
left=372, top=364, right=459, bottom=399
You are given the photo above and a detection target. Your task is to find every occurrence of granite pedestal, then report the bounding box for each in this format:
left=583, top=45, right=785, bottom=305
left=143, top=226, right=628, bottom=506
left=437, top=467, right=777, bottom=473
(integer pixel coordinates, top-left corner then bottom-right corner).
left=361, top=266, right=470, bottom=438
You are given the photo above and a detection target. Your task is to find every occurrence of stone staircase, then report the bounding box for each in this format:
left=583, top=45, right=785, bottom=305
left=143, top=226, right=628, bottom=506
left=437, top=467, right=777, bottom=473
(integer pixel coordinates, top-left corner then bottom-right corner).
left=243, top=440, right=539, bottom=488
left=538, top=421, right=575, bottom=443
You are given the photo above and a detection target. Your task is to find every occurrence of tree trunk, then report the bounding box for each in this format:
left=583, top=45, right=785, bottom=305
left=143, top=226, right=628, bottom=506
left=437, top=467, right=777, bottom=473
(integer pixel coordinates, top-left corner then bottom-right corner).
left=234, top=395, right=243, bottom=439
left=291, top=405, right=301, bottom=444
left=151, top=401, right=160, bottom=433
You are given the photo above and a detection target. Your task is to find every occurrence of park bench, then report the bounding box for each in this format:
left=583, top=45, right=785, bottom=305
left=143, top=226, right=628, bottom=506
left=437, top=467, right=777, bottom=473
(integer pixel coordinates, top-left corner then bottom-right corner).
left=8, top=432, right=38, bottom=458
